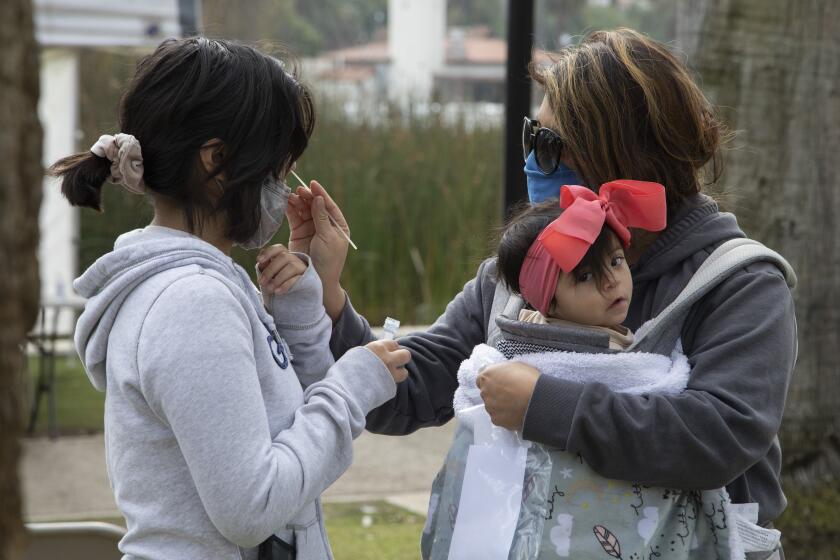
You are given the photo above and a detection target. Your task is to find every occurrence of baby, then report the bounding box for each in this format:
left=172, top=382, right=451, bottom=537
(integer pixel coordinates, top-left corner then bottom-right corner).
left=497, top=193, right=637, bottom=351
left=493, top=180, right=666, bottom=361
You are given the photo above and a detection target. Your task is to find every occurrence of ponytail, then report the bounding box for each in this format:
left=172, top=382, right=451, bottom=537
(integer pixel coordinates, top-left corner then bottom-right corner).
left=49, top=151, right=112, bottom=211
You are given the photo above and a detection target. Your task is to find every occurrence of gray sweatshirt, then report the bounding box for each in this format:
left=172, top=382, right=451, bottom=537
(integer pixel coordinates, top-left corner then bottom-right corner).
left=331, top=194, right=797, bottom=525
left=74, top=226, right=396, bottom=560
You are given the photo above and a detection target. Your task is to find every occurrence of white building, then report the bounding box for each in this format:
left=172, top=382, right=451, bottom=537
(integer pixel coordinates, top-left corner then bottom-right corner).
left=387, top=0, right=447, bottom=105
left=307, top=0, right=551, bottom=123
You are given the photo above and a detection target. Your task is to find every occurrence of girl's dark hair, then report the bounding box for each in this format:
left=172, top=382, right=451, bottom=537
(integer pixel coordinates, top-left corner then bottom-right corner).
left=50, top=37, right=315, bottom=243
left=530, top=28, right=730, bottom=216
left=497, top=201, right=618, bottom=297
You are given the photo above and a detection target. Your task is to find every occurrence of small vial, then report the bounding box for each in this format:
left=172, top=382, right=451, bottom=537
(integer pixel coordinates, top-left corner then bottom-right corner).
left=381, top=317, right=401, bottom=340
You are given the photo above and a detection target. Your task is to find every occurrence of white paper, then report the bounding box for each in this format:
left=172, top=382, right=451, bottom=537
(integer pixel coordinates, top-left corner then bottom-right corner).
left=735, top=516, right=781, bottom=553
left=448, top=444, right=528, bottom=560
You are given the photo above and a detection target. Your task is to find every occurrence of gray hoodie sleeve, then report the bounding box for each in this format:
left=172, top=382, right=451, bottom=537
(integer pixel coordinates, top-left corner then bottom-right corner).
left=137, top=275, right=396, bottom=547
left=267, top=253, right=334, bottom=387
left=331, top=258, right=499, bottom=435
left=522, top=263, right=797, bottom=490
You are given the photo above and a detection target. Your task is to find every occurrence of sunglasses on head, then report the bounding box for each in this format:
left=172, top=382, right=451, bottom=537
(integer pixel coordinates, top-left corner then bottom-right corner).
left=522, top=116, right=565, bottom=175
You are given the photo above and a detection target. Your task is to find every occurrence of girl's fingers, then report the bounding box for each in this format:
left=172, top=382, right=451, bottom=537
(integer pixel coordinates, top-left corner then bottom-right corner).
left=258, top=244, right=288, bottom=259
left=267, top=269, right=303, bottom=293
left=289, top=218, right=315, bottom=240
left=287, top=195, right=314, bottom=230
left=258, top=253, right=301, bottom=286
left=273, top=274, right=303, bottom=295
left=258, top=259, right=290, bottom=286
left=257, top=244, right=288, bottom=268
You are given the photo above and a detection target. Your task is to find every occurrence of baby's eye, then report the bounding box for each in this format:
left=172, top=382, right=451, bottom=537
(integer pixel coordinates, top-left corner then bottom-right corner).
left=576, top=271, right=594, bottom=283
left=611, top=256, right=625, bottom=267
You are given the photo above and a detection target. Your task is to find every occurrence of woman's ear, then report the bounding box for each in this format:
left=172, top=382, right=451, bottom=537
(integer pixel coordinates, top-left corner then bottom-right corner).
left=199, top=139, right=225, bottom=174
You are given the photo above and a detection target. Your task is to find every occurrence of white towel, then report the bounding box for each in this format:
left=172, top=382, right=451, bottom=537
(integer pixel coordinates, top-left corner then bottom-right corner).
left=453, top=342, right=690, bottom=415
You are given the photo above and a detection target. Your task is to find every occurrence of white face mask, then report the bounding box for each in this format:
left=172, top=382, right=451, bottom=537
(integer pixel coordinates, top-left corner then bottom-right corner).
left=236, top=176, right=291, bottom=251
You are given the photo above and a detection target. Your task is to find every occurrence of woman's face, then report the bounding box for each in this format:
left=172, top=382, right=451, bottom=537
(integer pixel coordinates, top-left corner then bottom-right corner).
left=548, top=233, right=633, bottom=329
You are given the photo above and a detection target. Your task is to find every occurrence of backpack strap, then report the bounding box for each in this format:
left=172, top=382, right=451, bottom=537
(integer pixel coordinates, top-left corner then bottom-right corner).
left=486, top=281, right=523, bottom=348
left=629, top=238, right=797, bottom=355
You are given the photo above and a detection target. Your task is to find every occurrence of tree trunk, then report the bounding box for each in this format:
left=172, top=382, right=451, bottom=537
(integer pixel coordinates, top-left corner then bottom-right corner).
left=0, top=0, right=42, bottom=557
left=676, top=0, right=840, bottom=556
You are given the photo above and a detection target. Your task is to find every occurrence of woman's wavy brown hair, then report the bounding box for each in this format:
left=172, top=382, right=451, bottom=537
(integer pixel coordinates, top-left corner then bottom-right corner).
left=531, top=28, right=728, bottom=215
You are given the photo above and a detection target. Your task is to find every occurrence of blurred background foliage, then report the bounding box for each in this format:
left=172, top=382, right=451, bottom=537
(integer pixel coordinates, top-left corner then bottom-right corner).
left=77, top=49, right=502, bottom=325
left=199, top=0, right=675, bottom=53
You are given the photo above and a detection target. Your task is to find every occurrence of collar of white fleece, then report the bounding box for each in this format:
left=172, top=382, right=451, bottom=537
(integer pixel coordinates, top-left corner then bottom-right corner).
left=453, top=342, right=690, bottom=415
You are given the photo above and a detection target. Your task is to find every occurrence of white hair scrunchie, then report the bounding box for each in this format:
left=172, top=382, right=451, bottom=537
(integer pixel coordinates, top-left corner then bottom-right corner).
left=90, top=133, right=147, bottom=195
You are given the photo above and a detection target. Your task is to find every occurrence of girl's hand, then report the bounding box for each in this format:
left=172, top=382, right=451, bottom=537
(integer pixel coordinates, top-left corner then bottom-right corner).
left=476, top=362, right=541, bottom=431
left=286, top=180, right=350, bottom=320
left=364, top=339, right=411, bottom=383
left=257, top=244, right=306, bottom=304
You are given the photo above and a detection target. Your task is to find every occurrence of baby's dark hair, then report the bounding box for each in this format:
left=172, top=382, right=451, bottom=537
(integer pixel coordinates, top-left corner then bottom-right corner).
left=496, top=200, right=619, bottom=296
left=50, top=37, right=315, bottom=244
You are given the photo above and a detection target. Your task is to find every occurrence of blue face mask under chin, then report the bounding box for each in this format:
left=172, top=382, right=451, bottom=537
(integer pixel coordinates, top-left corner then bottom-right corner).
left=523, top=150, right=584, bottom=204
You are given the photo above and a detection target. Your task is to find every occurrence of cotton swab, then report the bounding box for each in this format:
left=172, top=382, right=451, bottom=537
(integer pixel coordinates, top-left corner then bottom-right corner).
left=289, top=169, right=358, bottom=250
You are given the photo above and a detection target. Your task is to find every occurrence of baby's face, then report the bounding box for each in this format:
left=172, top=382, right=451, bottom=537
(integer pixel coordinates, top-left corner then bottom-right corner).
left=548, top=238, right=633, bottom=329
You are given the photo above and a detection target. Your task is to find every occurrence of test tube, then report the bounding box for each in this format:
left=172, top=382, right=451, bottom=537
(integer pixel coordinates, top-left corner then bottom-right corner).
left=381, top=317, right=401, bottom=340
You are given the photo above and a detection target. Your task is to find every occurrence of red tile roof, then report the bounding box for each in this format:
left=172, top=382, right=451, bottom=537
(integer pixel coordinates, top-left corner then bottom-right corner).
left=317, top=65, right=376, bottom=82
left=319, top=36, right=555, bottom=68
left=321, top=41, right=389, bottom=64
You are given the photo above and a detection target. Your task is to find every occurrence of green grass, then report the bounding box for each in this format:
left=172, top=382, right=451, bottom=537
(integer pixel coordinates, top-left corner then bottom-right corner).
left=323, top=501, right=425, bottom=560
left=98, top=501, right=424, bottom=559
left=24, top=355, right=105, bottom=435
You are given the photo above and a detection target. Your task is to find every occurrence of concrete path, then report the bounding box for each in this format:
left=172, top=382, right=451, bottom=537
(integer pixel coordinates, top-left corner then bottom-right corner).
left=21, top=422, right=455, bottom=522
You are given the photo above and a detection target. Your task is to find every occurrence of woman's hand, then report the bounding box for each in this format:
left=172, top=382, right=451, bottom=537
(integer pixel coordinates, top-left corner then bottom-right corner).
left=256, top=244, right=306, bottom=305
left=286, top=180, right=350, bottom=320
left=364, top=339, right=411, bottom=383
left=476, top=362, right=541, bottom=431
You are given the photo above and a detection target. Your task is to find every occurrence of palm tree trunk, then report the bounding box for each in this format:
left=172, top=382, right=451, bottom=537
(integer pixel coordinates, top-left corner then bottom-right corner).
left=677, top=1, right=840, bottom=556
left=0, top=0, right=42, bottom=557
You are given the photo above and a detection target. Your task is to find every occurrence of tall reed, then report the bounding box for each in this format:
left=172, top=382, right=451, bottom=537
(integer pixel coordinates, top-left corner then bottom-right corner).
left=79, top=94, right=504, bottom=325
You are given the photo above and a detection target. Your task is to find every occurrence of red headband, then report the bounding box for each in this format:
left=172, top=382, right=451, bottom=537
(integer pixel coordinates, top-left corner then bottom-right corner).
left=518, top=180, right=667, bottom=316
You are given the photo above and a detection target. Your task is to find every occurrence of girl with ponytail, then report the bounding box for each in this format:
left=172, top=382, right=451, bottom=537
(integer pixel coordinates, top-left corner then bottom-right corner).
left=54, top=37, right=409, bottom=560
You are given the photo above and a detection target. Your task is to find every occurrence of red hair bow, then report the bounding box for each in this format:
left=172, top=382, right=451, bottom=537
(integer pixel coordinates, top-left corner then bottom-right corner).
left=518, top=180, right=666, bottom=316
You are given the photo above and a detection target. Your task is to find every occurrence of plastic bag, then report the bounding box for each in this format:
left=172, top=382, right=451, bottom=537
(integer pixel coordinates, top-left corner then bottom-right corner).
left=421, top=405, right=552, bottom=560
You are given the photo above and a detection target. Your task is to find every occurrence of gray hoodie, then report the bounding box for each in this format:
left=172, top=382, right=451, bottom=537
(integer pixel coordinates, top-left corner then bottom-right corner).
left=74, top=226, right=396, bottom=560
left=331, top=194, right=797, bottom=526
